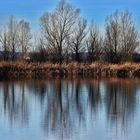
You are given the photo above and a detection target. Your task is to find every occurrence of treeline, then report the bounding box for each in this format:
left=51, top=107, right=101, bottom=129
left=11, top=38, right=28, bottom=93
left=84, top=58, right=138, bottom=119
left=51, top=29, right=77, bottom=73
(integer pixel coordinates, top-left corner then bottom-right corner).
left=0, top=0, right=139, bottom=63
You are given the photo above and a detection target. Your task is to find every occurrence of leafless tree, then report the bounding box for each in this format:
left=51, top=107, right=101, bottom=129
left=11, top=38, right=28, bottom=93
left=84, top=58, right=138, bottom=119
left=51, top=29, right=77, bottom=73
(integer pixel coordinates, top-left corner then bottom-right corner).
left=18, top=20, right=32, bottom=59
left=0, top=17, right=32, bottom=61
left=8, top=16, right=18, bottom=61
left=104, top=10, right=121, bottom=63
left=104, top=10, right=139, bottom=63
left=37, top=37, right=48, bottom=62
left=70, top=18, right=87, bottom=62
left=40, top=0, right=80, bottom=63
left=86, top=23, right=102, bottom=62
left=0, top=28, right=10, bottom=60
left=120, top=11, right=139, bottom=61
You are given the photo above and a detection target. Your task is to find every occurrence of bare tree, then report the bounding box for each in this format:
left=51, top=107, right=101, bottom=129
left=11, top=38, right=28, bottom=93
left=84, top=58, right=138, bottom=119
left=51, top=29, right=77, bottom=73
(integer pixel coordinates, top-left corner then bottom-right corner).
left=0, top=28, right=10, bottom=60
left=8, top=16, right=18, bottom=61
left=40, top=0, right=80, bottom=64
left=70, top=18, right=87, bottom=62
left=104, top=10, right=139, bottom=63
left=18, top=20, right=32, bottom=59
left=120, top=11, right=139, bottom=61
left=104, top=10, right=121, bottom=63
left=86, top=23, right=102, bottom=62
left=37, top=37, right=48, bottom=62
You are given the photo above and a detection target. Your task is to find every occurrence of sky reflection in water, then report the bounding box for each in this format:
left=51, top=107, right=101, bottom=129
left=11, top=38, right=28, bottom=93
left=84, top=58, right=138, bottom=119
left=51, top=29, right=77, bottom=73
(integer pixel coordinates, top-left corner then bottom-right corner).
left=0, top=78, right=140, bottom=140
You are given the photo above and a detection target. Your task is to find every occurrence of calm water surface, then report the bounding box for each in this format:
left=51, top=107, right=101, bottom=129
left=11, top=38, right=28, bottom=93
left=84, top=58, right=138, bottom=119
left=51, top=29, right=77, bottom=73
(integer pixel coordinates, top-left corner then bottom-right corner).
left=0, top=78, right=140, bottom=140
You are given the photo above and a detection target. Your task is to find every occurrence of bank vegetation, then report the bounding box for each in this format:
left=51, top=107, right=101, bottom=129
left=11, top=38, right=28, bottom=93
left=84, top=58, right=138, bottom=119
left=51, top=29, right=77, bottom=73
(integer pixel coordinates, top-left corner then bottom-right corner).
left=0, top=61, right=140, bottom=79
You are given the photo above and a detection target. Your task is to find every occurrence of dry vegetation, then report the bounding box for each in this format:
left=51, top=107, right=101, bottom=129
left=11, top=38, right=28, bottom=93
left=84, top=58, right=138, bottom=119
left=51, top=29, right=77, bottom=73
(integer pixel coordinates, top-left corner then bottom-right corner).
left=0, top=61, right=140, bottom=79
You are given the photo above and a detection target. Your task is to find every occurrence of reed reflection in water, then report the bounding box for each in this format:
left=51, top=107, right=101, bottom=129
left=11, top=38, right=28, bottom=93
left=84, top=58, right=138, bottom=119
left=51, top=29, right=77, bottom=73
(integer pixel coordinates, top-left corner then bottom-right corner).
left=0, top=78, right=140, bottom=140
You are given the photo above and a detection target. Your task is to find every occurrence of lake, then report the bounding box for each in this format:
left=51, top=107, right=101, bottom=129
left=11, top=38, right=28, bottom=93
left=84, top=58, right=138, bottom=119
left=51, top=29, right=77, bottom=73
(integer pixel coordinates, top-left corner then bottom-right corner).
left=0, top=78, right=140, bottom=140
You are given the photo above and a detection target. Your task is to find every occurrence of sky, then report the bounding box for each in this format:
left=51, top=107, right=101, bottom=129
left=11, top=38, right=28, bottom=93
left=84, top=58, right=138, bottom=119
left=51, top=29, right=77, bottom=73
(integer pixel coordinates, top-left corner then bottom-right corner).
left=0, top=0, right=140, bottom=31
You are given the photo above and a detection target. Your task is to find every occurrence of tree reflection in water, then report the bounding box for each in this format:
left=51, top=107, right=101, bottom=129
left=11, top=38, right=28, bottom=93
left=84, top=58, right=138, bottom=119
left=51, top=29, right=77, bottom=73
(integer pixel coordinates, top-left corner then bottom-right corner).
left=0, top=78, right=139, bottom=139
left=104, top=79, right=137, bottom=135
left=42, top=79, right=87, bottom=139
left=87, top=80, right=101, bottom=116
left=1, top=81, right=29, bottom=126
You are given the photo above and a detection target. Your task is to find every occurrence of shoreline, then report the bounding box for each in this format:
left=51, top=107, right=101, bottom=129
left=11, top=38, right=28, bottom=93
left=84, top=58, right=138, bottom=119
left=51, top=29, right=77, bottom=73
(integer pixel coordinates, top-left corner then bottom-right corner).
left=0, top=61, right=140, bottom=79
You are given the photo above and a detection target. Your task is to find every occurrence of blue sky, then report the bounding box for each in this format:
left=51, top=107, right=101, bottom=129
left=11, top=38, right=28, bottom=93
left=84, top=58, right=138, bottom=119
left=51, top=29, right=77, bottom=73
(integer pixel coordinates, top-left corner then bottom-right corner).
left=0, top=0, right=140, bottom=31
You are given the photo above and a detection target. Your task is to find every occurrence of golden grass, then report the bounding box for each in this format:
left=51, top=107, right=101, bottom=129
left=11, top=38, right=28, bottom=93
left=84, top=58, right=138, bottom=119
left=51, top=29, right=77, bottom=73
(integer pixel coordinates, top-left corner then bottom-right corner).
left=0, top=61, right=139, bottom=70
left=0, top=61, right=140, bottom=79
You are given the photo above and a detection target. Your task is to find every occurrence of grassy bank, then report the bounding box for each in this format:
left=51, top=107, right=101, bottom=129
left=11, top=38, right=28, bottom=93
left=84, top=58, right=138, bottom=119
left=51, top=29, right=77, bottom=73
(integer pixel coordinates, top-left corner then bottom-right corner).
left=0, top=61, right=140, bottom=79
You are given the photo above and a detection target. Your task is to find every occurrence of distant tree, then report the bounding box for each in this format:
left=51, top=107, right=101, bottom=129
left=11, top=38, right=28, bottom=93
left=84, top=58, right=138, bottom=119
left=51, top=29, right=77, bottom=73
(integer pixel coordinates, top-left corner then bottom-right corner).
left=37, top=37, right=48, bottom=62
left=70, top=18, right=87, bottom=62
left=18, top=20, right=32, bottom=59
left=40, top=0, right=80, bottom=64
left=104, top=10, right=139, bottom=63
left=86, top=23, right=102, bottom=62
left=0, top=17, right=32, bottom=61
left=119, top=11, right=139, bottom=61
left=0, top=28, right=10, bottom=60
left=104, top=10, right=121, bottom=63
left=8, top=16, right=18, bottom=61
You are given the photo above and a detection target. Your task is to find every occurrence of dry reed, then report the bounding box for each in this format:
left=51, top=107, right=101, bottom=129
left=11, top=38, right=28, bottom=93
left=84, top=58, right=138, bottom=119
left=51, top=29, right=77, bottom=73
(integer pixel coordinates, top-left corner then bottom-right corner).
left=0, top=61, right=140, bottom=79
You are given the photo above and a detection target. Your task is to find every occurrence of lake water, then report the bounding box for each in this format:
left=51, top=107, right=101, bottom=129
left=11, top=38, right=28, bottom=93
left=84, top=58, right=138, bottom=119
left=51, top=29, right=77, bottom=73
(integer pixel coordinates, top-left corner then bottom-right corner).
left=0, top=78, right=140, bottom=140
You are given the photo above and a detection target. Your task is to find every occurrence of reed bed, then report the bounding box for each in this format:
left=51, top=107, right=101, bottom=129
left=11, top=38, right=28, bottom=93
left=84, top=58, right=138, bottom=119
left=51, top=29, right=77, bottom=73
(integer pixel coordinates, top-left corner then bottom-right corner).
left=0, top=61, right=140, bottom=79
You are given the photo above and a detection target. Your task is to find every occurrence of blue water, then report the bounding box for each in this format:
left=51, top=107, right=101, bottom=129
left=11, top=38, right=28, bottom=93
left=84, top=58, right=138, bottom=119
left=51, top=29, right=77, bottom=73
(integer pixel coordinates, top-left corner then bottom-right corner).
left=0, top=78, right=140, bottom=140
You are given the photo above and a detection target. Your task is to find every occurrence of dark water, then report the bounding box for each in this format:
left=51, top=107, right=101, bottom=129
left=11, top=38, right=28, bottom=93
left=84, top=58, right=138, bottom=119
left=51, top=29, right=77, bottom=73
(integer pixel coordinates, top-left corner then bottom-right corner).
left=0, top=78, right=140, bottom=140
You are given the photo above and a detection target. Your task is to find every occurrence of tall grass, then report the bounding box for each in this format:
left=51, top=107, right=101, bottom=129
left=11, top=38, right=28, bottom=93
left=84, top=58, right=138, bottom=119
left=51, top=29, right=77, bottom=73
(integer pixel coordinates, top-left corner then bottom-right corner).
left=0, top=61, right=140, bottom=79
